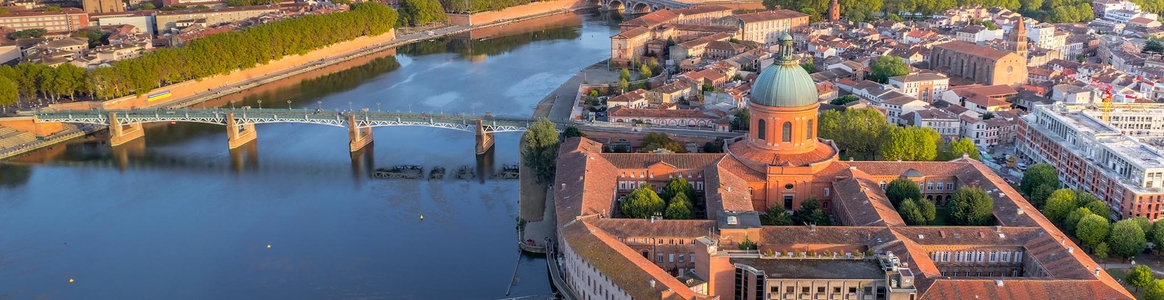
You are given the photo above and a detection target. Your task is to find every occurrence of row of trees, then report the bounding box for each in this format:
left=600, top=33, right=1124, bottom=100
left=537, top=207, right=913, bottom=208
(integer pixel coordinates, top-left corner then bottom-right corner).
left=522, top=118, right=560, bottom=184
left=74, top=2, right=397, bottom=100
left=1125, top=265, right=1164, bottom=299
left=1020, top=163, right=1164, bottom=260
left=817, top=108, right=980, bottom=161
left=885, top=178, right=994, bottom=225
left=768, top=0, right=1097, bottom=23
left=620, top=179, right=697, bottom=220
left=0, top=64, right=87, bottom=106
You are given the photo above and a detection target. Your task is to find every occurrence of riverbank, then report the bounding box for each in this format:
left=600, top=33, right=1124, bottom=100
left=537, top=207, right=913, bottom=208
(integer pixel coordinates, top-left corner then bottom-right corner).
left=1, top=4, right=600, bottom=161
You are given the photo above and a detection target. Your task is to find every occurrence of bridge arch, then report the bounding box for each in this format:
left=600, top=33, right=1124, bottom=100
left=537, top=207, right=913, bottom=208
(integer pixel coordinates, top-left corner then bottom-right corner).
left=632, top=2, right=651, bottom=14
left=608, top=0, right=624, bottom=11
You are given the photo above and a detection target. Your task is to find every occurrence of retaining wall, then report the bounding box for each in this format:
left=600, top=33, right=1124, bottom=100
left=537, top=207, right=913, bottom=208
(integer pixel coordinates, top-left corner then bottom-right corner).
left=448, top=0, right=594, bottom=26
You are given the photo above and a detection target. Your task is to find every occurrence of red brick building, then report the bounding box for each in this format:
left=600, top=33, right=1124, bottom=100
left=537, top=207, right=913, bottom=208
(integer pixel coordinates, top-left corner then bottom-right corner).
left=0, top=8, right=89, bottom=33
left=552, top=37, right=1131, bottom=300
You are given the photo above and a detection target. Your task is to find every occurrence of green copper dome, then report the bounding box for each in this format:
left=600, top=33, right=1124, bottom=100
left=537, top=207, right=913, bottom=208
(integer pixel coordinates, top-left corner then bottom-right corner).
left=749, top=33, right=818, bottom=108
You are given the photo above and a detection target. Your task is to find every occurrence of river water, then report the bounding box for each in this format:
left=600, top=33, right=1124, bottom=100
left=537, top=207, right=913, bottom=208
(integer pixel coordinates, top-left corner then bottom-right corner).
left=0, top=11, right=619, bottom=300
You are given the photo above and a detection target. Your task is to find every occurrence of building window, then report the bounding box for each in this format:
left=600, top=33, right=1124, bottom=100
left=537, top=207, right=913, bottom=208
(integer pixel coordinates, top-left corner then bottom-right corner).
left=824, top=187, right=830, bottom=196
left=757, top=119, right=766, bottom=140
left=669, top=254, right=675, bottom=262
left=679, top=254, right=685, bottom=263
left=807, top=119, right=814, bottom=140
left=657, top=254, right=664, bottom=262
left=880, top=181, right=887, bottom=189
left=782, top=121, right=792, bottom=142
left=989, top=251, right=998, bottom=262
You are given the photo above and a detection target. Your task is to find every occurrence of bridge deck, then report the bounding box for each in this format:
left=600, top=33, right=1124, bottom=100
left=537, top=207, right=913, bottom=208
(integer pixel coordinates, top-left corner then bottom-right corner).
left=35, top=108, right=571, bottom=133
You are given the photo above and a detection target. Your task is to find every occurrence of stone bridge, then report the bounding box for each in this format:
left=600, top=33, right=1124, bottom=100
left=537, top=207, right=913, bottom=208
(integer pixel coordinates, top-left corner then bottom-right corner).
left=594, top=0, right=693, bottom=14
left=34, top=108, right=569, bottom=154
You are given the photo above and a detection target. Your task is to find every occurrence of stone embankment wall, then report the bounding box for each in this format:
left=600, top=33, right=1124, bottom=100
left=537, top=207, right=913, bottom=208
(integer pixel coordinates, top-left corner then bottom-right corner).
left=448, top=0, right=594, bottom=26
left=101, top=29, right=396, bottom=110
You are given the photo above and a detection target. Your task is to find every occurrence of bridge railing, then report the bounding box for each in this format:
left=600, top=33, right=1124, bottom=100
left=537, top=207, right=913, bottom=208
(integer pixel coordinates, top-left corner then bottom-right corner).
left=35, top=108, right=581, bottom=127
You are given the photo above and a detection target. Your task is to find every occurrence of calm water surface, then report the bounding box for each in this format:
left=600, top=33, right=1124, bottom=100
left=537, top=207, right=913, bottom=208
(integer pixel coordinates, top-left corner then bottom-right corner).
left=0, top=11, right=620, bottom=300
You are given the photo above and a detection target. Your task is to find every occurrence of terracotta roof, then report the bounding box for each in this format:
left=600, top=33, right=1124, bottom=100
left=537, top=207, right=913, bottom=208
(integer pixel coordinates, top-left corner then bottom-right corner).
left=601, top=153, right=723, bottom=170
left=559, top=221, right=702, bottom=300
left=554, top=138, right=618, bottom=222
left=759, top=226, right=897, bottom=247
left=587, top=219, right=717, bottom=239
left=918, top=279, right=1131, bottom=300
left=705, top=159, right=756, bottom=217
left=933, top=40, right=1015, bottom=60
left=614, top=26, right=651, bottom=39
left=893, top=226, right=1043, bottom=246
left=726, top=140, right=839, bottom=168
left=831, top=168, right=906, bottom=226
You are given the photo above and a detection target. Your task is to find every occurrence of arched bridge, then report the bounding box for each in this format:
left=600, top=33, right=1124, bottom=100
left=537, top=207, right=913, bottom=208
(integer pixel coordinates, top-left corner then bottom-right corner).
left=34, top=108, right=566, bottom=154
left=595, top=0, right=693, bottom=14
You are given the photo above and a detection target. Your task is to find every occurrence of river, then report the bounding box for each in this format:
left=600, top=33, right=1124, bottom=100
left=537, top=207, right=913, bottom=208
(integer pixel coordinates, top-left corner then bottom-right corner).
left=0, top=11, right=620, bottom=300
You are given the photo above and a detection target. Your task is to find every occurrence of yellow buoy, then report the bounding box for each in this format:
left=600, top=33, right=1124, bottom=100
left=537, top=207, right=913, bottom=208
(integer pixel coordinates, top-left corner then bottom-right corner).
left=420, top=215, right=424, bottom=220
left=267, top=244, right=271, bottom=249
left=69, top=278, right=74, bottom=284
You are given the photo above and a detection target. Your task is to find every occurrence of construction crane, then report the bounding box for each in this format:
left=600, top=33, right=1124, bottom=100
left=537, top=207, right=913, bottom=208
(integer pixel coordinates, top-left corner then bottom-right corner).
left=1101, top=85, right=1113, bottom=124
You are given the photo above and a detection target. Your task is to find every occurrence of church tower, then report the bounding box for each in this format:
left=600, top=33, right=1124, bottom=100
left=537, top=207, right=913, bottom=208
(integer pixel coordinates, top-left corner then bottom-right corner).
left=829, top=0, right=841, bottom=22
left=1008, top=17, right=1028, bottom=58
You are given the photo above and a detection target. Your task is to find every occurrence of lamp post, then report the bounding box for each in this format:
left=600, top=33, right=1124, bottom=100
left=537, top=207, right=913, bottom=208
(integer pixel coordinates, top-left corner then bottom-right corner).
left=230, top=100, right=235, bottom=109
left=348, top=101, right=353, bottom=112
left=317, top=101, right=322, bottom=110
left=377, top=102, right=381, bottom=112
left=257, top=100, right=262, bottom=109
left=287, top=100, right=292, bottom=110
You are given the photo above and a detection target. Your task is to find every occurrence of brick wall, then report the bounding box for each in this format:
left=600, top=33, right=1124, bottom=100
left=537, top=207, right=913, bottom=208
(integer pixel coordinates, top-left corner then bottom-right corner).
left=448, top=0, right=594, bottom=26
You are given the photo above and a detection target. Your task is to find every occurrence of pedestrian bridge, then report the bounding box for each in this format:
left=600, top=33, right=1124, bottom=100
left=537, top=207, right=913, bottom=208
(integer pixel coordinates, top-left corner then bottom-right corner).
left=34, top=108, right=565, bottom=154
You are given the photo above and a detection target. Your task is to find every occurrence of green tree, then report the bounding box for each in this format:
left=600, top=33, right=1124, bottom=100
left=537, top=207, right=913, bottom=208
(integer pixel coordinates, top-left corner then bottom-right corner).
left=620, top=186, right=665, bottom=219
left=869, top=56, right=910, bottom=83
left=760, top=206, right=793, bottom=225
left=620, top=68, right=631, bottom=82
left=640, top=132, right=686, bottom=153
left=618, top=78, right=629, bottom=92
left=1094, top=242, right=1109, bottom=259
left=898, top=198, right=927, bottom=225
left=885, top=178, right=922, bottom=209
left=521, top=118, right=560, bottom=184
left=1042, top=188, right=1078, bottom=222
left=1064, top=207, right=1092, bottom=236
left=1075, top=214, right=1110, bottom=248
left=139, top=2, right=156, bottom=9
left=661, top=178, right=696, bottom=203
left=732, top=108, right=750, bottom=131
left=1147, top=279, right=1164, bottom=300
left=0, top=78, right=16, bottom=107
left=1029, top=184, right=1055, bottom=209
left=793, top=197, right=831, bottom=225
left=639, top=64, right=652, bottom=79
left=1082, top=200, right=1111, bottom=220
left=563, top=126, right=585, bottom=138
left=801, top=62, right=817, bottom=73
left=822, top=108, right=890, bottom=160
left=918, top=198, right=936, bottom=224
left=1131, top=216, right=1153, bottom=234
left=879, top=126, right=940, bottom=161
left=1109, top=219, right=1148, bottom=258
left=398, top=0, right=447, bottom=27
left=1129, top=265, right=1156, bottom=292
left=829, top=95, right=859, bottom=105
left=1145, top=40, right=1164, bottom=54
left=800, top=8, right=823, bottom=22
left=43, top=5, right=61, bottom=11
left=1152, top=220, right=1164, bottom=250
left=664, top=198, right=694, bottom=219
left=1021, top=163, right=1059, bottom=196
left=937, top=138, right=980, bottom=161
left=738, top=234, right=758, bottom=250
left=947, top=187, right=994, bottom=225
left=8, top=28, right=46, bottom=39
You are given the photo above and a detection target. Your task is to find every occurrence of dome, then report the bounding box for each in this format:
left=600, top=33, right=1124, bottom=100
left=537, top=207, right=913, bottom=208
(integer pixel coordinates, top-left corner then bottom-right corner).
left=748, top=62, right=819, bottom=108
left=749, top=33, right=818, bottom=108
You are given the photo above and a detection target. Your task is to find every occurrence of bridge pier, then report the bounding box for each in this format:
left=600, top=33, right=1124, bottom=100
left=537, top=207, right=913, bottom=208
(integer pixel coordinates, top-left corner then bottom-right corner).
left=475, top=119, right=494, bottom=155
left=225, top=113, right=257, bottom=149
left=347, top=114, right=374, bottom=152
left=108, top=113, right=145, bottom=147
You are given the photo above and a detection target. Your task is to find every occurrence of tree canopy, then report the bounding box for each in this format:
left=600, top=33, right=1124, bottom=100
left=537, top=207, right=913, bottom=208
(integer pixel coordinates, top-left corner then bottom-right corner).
left=661, top=178, right=697, bottom=204
left=1109, top=219, right=1148, bottom=259
left=879, top=126, right=940, bottom=161
left=829, top=95, right=860, bottom=106
left=1075, top=214, right=1110, bottom=248
left=1021, top=163, right=1059, bottom=198
left=8, top=28, right=46, bottom=39
left=621, top=185, right=665, bottom=219
left=937, top=138, right=980, bottom=161
left=793, top=197, right=831, bottom=225
left=760, top=205, right=793, bottom=225
left=1152, top=221, right=1164, bottom=250
left=1146, top=279, right=1164, bottom=300
left=664, top=197, right=694, bottom=219
left=563, top=126, right=585, bottom=138
left=947, top=187, right=994, bottom=226
left=885, top=178, right=922, bottom=209
left=0, top=77, right=17, bottom=107
left=1042, top=188, right=1077, bottom=222
left=522, top=118, right=560, bottom=184
left=869, top=56, right=910, bottom=83
left=641, top=132, right=686, bottom=153
left=439, top=0, right=547, bottom=13
left=1064, top=207, right=1092, bottom=235
left=1128, top=265, right=1156, bottom=292
left=818, top=108, right=890, bottom=160
left=398, top=0, right=447, bottom=27
left=898, top=198, right=935, bottom=225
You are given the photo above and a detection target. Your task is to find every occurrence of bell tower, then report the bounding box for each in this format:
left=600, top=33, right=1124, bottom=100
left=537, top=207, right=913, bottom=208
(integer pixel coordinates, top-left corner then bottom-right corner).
left=1008, top=17, right=1028, bottom=58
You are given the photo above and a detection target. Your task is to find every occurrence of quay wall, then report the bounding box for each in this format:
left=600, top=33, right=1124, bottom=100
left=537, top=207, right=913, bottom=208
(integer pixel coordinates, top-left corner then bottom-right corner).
left=448, top=0, right=594, bottom=26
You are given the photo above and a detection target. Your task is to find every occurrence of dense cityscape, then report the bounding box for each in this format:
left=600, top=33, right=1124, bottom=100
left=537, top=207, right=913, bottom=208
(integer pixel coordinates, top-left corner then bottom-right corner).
left=2, top=0, right=1164, bottom=298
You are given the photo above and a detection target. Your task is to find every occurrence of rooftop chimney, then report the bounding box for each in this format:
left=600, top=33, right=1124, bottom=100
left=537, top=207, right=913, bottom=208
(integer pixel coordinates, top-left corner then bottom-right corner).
left=650, top=280, right=656, bottom=288
left=995, top=280, right=1004, bottom=287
